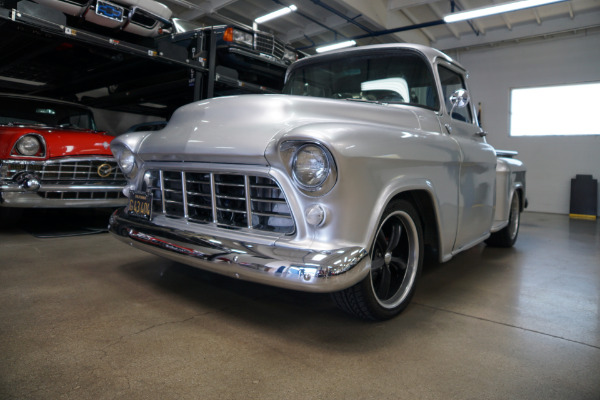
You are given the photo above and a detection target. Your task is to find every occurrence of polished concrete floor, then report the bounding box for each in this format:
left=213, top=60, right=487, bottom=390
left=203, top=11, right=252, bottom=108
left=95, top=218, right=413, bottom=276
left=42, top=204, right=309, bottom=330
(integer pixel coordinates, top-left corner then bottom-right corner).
left=1, top=210, right=599, bottom=399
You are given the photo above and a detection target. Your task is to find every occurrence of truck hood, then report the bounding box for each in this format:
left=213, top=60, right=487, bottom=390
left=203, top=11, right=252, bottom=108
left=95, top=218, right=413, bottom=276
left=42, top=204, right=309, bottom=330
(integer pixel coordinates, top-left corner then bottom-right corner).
left=0, top=125, right=113, bottom=159
left=136, top=94, right=423, bottom=165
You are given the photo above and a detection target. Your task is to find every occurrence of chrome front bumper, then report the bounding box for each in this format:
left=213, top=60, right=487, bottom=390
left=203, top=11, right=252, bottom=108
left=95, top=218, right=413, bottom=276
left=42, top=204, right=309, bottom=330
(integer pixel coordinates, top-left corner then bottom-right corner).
left=1, top=182, right=127, bottom=208
left=109, top=208, right=370, bottom=293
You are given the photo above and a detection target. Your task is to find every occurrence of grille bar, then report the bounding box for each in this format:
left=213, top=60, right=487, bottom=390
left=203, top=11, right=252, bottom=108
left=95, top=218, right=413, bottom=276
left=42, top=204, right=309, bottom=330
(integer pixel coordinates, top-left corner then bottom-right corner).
left=254, top=32, right=286, bottom=59
left=143, top=170, right=294, bottom=234
left=1, top=158, right=127, bottom=201
left=3, top=159, right=126, bottom=184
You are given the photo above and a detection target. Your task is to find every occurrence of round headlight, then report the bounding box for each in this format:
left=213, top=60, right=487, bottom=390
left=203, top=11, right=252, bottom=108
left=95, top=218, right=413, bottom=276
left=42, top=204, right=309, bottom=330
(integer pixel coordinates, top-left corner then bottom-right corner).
left=15, top=135, right=41, bottom=156
left=292, top=144, right=330, bottom=189
left=118, top=148, right=136, bottom=175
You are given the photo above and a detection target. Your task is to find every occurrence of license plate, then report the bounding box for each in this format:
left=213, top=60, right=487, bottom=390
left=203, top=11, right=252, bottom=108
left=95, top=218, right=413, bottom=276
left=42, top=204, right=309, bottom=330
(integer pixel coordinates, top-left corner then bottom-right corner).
left=128, top=191, right=153, bottom=220
left=96, top=0, right=124, bottom=22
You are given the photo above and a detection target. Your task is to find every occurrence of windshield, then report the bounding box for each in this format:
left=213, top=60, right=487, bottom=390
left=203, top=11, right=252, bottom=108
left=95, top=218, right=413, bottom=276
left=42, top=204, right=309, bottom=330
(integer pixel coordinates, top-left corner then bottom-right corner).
left=0, top=97, right=97, bottom=130
left=283, top=51, right=439, bottom=110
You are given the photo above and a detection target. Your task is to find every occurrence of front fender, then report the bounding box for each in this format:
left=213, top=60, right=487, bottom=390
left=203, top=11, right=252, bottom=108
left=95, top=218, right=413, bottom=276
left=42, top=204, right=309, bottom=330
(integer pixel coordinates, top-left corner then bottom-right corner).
left=265, top=120, right=460, bottom=261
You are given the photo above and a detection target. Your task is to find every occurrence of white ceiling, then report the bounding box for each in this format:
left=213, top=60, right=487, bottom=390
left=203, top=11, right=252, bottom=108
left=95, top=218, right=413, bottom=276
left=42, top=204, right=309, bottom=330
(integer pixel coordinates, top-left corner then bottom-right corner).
left=164, top=0, right=600, bottom=53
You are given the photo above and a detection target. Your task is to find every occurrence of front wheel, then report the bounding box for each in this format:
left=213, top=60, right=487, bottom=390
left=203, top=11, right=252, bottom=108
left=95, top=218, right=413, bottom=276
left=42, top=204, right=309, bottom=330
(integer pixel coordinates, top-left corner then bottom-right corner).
left=485, top=191, right=521, bottom=247
left=332, top=200, right=423, bottom=320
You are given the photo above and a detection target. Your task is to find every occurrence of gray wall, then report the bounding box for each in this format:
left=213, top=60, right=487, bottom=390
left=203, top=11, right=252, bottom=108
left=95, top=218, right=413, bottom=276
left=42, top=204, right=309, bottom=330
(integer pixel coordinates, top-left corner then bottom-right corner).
left=446, top=31, right=600, bottom=215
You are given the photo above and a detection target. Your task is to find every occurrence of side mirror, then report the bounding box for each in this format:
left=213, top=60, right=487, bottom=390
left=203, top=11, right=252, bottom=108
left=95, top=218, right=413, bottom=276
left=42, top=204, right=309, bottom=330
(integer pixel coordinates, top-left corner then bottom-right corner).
left=449, top=89, right=469, bottom=118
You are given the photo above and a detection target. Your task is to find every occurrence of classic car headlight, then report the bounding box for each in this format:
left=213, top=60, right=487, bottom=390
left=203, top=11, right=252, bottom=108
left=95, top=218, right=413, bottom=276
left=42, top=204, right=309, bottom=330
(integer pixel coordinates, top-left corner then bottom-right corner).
left=233, top=29, right=253, bottom=47
left=118, top=148, right=136, bottom=175
left=292, top=144, right=331, bottom=189
left=224, top=27, right=253, bottom=47
left=112, top=144, right=138, bottom=178
left=12, top=134, right=46, bottom=157
left=279, top=141, right=337, bottom=196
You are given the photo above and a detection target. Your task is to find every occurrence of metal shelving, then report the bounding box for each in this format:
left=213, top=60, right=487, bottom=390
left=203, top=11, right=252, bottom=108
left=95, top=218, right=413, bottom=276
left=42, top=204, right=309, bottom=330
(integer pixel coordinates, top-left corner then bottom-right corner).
left=0, top=2, right=280, bottom=117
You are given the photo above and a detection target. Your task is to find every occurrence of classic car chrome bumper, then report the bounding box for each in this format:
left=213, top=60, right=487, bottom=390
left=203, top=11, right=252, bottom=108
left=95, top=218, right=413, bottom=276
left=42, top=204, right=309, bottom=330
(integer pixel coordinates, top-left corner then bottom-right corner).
left=109, top=208, right=370, bottom=293
left=1, top=181, right=127, bottom=208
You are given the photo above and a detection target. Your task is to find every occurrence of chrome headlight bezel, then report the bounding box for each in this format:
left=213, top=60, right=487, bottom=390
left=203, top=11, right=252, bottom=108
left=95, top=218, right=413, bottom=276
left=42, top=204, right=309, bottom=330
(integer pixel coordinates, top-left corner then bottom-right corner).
left=292, top=144, right=330, bottom=189
left=112, top=144, right=138, bottom=178
left=281, top=141, right=337, bottom=196
left=11, top=134, right=46, bottom=158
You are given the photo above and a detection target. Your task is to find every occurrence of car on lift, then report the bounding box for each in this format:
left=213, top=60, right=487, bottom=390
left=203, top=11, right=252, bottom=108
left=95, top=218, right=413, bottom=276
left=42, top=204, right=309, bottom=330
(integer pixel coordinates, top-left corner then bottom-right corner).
left=32, top=0, right=172, bottom=37
left=0, top=93, right=127, bottom=210
left=167, top=19, right=302, bottom=91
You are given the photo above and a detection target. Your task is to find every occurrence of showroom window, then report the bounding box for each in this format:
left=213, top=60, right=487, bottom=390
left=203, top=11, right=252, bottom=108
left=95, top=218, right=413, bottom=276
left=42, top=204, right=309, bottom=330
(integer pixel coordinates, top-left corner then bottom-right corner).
left=510, top=82, right=600, bottom=136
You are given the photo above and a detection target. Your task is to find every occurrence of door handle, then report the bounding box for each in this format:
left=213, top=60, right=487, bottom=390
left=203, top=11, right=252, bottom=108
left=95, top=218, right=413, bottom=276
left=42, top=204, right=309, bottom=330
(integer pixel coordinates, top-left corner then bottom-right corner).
left=477, top=131, right=487, bottom=137
left=444, top=124, right=452, bottom=134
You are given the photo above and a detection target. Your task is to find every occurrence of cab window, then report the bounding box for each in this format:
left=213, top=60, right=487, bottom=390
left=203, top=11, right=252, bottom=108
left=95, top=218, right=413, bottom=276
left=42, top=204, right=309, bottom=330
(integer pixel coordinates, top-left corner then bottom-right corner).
left=438, top=65, right=472, bottom=124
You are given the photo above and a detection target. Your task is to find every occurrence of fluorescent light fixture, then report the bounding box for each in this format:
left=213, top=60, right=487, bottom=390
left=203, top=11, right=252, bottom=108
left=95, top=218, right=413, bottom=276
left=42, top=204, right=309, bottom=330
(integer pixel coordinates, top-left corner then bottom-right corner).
left=315, top=40, right=357, bottom=53
left=0, top=75, right=46, bottom=86
left=255, top=5, right=297, bottom=24
left=140, top=102, right=167, bottom=109
left=444, top=0, right=565, bottom=23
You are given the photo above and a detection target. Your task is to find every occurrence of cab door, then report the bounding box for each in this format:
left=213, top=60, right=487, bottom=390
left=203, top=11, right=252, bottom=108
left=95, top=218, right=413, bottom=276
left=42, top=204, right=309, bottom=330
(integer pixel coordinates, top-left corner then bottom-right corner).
left=437, top=63, right=497, bottom=252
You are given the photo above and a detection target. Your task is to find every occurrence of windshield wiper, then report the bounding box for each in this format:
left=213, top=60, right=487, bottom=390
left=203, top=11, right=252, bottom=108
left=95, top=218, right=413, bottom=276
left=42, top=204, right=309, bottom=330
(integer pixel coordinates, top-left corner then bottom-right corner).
left=344, top=98, right=404, bottom=105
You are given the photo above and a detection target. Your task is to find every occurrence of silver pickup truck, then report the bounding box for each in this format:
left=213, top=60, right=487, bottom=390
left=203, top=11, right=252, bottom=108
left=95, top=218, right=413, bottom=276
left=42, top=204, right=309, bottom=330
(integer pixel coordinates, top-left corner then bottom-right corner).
left=109, top=43, right=526, bottom=320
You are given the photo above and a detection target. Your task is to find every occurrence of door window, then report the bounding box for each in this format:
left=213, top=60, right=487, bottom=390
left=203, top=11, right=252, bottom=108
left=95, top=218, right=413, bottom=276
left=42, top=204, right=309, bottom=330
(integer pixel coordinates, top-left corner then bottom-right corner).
left=438, top=65, right=472, bottom=124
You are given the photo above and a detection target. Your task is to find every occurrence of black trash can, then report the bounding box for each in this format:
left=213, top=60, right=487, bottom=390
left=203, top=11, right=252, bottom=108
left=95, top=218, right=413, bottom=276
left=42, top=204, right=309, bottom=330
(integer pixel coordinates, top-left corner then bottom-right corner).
left=569, top=174, right=598, bottom=220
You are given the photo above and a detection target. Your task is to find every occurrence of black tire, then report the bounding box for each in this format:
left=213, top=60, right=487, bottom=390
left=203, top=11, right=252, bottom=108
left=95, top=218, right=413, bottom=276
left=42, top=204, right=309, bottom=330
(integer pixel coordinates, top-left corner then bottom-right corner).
left=332, top=199, right=423, bottom=321
left=485, top=191, right=521, bottom=248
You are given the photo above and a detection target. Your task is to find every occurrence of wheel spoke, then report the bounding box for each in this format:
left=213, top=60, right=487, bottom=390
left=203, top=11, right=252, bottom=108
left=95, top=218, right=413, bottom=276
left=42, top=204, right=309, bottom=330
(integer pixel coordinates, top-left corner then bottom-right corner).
left=390, top=257, right=407, bottom=270
left=386, top=222, right=402, bottom=254
left=371, top=257, right=385, bottom=271
left=377, top=265, right=392, bottom=299
left=377, top=229, right=388, bottom=250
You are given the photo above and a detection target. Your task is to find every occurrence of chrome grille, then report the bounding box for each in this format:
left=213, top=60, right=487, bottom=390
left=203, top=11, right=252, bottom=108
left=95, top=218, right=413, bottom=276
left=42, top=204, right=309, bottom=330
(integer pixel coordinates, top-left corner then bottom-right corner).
left=1, top=158, right=127, bottom=200
left=144, top=170, right=294, bottom=234
left=2, top=159, right=125, bottom=183
left=255, top=32, right=286, bottom=59
left=42, top=191, right=126, bottom=200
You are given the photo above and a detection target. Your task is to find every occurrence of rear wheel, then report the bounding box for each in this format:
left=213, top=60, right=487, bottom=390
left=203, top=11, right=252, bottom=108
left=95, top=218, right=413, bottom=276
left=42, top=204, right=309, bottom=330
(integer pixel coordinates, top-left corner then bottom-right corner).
left=486, top=191, right=521, bottom=247
left=332, top=200, right=423, bottom=320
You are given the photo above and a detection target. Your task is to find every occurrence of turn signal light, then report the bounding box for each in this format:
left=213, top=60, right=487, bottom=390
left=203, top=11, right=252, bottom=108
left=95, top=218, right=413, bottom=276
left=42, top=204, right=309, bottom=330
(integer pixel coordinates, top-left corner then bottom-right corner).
left=223, top=27, right=234, bottom=42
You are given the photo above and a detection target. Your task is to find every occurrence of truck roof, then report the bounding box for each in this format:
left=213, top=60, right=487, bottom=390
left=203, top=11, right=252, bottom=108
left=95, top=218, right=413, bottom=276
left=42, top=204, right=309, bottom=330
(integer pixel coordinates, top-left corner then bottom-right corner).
left=290, top=43, right=466, bottom=73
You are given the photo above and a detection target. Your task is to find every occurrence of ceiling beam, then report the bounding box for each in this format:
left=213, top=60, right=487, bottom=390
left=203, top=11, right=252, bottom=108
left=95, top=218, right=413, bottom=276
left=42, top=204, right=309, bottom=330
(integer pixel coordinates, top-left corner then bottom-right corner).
left=402, top=7, right=437, bottom=42
left=333, top=0, right=430, bottom=44
left=168, top=0, right=238, bottom=20
left=387, top=0, right=438, bottom=11
left=435, top=8, right=600, bottom=50
left=428, top=1, right=460, bottom=39
left=284, top=14, right=349, bottom=42
left=454, top=0, right=486, bottom=35
left=490, top=0, right=513, bottom=30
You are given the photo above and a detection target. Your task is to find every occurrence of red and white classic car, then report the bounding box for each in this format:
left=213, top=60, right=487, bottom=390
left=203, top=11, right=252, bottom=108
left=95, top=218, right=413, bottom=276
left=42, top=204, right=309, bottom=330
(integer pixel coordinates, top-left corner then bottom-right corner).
left=0, top=93, right=127, bottom=209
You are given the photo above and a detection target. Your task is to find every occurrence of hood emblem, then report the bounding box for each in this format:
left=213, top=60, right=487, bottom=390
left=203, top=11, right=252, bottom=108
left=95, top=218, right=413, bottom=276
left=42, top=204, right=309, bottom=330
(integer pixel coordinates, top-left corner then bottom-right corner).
left=97, top=163, right=113, bottom=178
left=103, top=141, right=110, bottom=149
